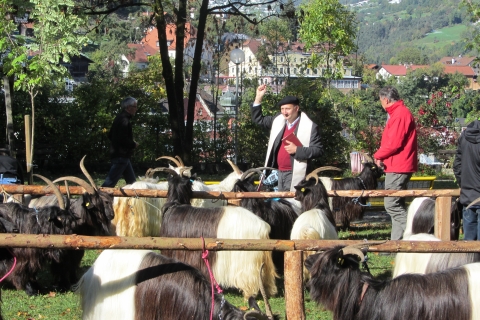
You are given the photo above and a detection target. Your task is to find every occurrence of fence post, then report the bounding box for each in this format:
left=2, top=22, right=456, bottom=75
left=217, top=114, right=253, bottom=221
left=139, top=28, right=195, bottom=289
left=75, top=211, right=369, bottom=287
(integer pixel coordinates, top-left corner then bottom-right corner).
left=435, top=196, right=452, bottom=240
left=284, top=250, right=305, bottom=320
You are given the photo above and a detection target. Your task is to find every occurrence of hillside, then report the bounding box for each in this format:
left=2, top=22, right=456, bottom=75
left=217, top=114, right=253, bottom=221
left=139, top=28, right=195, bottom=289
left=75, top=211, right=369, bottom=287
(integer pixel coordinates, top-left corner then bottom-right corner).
left=349, top=0, right=475, bottom=64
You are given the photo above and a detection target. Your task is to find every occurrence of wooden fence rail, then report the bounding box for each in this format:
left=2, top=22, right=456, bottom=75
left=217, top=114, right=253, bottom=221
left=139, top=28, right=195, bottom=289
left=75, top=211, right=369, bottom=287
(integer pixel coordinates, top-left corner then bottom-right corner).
left=1, top=234, right=480, bottom=253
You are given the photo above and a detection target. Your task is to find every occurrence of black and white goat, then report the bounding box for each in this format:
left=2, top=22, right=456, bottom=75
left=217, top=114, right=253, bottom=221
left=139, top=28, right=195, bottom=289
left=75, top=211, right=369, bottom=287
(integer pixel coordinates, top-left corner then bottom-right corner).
left=289, top=167, right=339, bottom=280
left=158, top=168, right=278, bottom=299
left=112, top=156, right=243, bottom=237
left=393, top=197, right=479, bottom=277
left=320, top=154, right=383, bottom=229
left=232, top=168, right=299, bottom=275
left=306, top=245, right=480, bottom=320
left=0, top=174, right=71, bottom=295
left=74, top=249, right=278, bottom=320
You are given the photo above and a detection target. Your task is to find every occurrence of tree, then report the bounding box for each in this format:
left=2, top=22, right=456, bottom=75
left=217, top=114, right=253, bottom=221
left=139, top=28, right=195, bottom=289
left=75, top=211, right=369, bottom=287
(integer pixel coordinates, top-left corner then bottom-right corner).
left=297, top=0, right=357, bottom=83
left=2, top=0, right=89, bottom=182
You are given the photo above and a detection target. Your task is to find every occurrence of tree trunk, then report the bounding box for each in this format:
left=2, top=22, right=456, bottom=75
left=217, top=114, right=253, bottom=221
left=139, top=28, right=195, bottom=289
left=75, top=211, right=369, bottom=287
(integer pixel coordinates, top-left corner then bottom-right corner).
left=3, top=75, right=14, bottom=154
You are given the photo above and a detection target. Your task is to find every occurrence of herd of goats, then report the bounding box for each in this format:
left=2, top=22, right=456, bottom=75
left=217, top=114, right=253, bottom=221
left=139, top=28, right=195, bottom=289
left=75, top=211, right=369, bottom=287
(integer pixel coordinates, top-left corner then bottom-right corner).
left=0, top=154, right=479, bottom=319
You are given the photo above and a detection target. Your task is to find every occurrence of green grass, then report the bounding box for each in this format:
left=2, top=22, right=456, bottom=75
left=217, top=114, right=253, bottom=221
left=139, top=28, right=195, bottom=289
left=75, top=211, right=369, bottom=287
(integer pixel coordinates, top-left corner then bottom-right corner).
left=1, top=225, right=395, bottom=319
left=413, top=24, right=468, bottom=49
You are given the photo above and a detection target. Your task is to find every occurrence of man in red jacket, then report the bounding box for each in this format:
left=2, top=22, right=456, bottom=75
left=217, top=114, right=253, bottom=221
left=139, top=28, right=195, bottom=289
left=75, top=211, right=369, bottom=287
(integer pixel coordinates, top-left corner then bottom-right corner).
left=374, top=86, right=418, bottom=241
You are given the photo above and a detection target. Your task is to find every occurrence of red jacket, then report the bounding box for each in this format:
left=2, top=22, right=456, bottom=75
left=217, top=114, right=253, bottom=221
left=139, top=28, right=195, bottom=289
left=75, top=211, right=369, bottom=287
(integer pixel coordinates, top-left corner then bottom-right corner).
left=374, top=100, right=417, bottom=173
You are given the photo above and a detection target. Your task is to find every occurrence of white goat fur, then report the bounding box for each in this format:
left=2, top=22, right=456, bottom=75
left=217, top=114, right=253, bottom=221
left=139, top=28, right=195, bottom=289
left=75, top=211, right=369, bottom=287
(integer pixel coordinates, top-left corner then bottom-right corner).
left=393, top=233, right=439, bottom=277
left=403, top=196, right=431, bottom=239
left=467, top=263, right=480, bottom=320
left=112, top=181, right=166, bottom=237
left=212, top=207, right=277, bottom=298
left=319, top=177, right=333, bottom=210
left=74, top=249, right=149, bottom=319
left=290, top=208, right=338, bottom=280
left=112, top=171, right=242, bottom=237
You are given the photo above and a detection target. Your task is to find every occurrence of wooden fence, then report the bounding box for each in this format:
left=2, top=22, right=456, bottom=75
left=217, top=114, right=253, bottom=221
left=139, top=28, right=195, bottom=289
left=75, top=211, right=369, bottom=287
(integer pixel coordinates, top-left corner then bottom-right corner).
left=0, top=184, right=469, bottom=319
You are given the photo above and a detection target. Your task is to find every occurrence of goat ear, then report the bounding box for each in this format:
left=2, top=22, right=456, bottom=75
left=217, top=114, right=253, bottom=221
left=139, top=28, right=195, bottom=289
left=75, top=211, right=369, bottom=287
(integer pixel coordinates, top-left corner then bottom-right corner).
left=83, top=194, right=95, bottom=209
left=304, top=253, right=320, bottom=271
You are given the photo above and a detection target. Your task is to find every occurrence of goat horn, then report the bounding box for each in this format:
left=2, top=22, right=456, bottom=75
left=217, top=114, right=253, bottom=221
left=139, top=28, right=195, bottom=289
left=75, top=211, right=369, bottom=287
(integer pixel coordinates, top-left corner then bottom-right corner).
left=341, top=247, right=365, bottom=263
left=227, top=159, right=242, bottom=175
left=156, top=156, right=182, bottom=168
left=63, top=181, right=71, bottom=209
left=240, top=168, right=263, bottom=181
left=359, top=152, right=374, bottom=163
left=148, top=167, right=178, bottom=176
left=174, top=155, right=185, bottom=167
left=80, top=155, right=98, bottom=192
left=259, top=263, right=274, bottom=319
left=53, top=176, right=95, bottom=195
left=33, top=174, right=65, bottom=210
left=467, top=197, right=480, bottom=210
left=179, top=167, right=193, bottom=177
left=244, top=310, right=268, bottom=320
left=305, top=166, right=342, bottom=184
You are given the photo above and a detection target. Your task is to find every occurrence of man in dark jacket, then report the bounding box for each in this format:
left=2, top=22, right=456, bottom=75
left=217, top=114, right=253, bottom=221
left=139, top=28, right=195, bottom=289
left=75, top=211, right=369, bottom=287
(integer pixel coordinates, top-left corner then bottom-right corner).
left=453, top=120, right=480, bottom=240
left=0, top=148, right=24, bottom=185
left=101, top=97, right=139, bottom=188
left=251, top=84, right=323, bottom=191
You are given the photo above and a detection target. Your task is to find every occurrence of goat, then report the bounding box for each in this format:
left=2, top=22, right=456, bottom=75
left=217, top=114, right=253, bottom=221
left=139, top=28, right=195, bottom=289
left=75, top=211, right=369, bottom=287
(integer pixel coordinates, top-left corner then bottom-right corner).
left=403, top=196, right=461, bottom=240
left=0, top=174, right=70, bottom=295
left=393, top=197, right=479, bottom=277
left=74, top=249, right=278, bottom=320
left=112, top=156, right=243, bottom=237
left=158, top=167, right=278, bottom=299
left=305, top=245, right=480, bottom=320
left=232, top=167, right=299, bottom=275
left=290, top=167, right=339, bottom=280
left=320, top=153, right=383, bottom=229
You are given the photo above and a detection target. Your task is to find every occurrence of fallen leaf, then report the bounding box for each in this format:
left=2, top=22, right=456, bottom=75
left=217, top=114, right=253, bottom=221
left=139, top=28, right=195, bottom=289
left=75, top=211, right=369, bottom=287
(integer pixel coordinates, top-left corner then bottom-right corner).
left=48, top=292, right=56, bottom=297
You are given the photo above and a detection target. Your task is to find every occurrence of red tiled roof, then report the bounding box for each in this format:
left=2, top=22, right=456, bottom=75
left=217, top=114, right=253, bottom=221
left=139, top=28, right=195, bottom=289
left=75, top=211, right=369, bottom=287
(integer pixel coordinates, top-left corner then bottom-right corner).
left=439, top=56, right=476, bottom=66
left=443, top=65, right=475, bottom=77
left=126, top=43, right=157, bottom=63
left=381, top=65, right=408, bottom=76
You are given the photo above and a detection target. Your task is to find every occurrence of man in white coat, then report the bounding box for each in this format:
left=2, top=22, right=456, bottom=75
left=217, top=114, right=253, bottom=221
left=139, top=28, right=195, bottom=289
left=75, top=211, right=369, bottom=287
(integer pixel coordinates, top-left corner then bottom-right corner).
left=251, top=84, right=323, bottom=191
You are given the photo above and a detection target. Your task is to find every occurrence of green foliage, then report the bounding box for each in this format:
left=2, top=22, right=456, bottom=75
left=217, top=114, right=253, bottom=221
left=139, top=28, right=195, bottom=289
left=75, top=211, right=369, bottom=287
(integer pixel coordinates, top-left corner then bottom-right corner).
left=297, top=0, right=357, bottom=81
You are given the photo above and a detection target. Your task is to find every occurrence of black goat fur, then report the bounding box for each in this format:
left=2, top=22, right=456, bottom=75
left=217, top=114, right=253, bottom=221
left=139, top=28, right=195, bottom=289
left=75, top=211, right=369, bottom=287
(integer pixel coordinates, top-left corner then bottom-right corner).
left=233, top=177, right=298, bottom=274
left=329, top=163, right=383, bottom=229
left=305, top=246, right=472, bottom=320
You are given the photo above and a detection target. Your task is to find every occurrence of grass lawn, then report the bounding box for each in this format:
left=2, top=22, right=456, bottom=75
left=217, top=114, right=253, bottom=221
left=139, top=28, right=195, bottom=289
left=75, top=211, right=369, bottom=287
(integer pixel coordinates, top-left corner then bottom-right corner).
left=412, top=24, right=468, bottom=49
left=0, top=173, right=457, bottom=319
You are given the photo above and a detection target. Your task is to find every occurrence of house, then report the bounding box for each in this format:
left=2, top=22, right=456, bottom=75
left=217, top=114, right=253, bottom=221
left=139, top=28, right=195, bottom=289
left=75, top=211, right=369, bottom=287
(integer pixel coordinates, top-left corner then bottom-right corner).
left=228, top=38, right=361, bottom=92
left=123, top=20, right=214, bottom=77
left=439, top=55, right=479, bottom=74
left=378, top=63, right=479, bottom=90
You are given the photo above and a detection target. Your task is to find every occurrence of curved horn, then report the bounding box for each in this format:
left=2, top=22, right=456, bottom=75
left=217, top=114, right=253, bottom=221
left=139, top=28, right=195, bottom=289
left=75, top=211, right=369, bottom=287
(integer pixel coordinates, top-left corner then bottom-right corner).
left=156, top=156, right=182, bottom=168
left=146, top=167, right=179, bottom=177
left=53, top=176, right=95, bottom=195
left=33, top=174, right=65, bottom=210
left=63, top=181, right=71, bottom=209
left=305, top=166, right=342, bottom=184
left=174, top=155, right=185, bottom=167
left=179, top=167, right=193, bottom=177
left=259, top=263, right=273, bottom=319
left=80, top=155, right=98, bottom=192
left=244, top=310, right=268, bottom=320
left=360, top=152, right=374, bottom=163
left=467, top=197, right=480, bottom=210
left=240, top=168, right=263, bottom=181
left=227, top=159, right=242, bottom=175
left=341, top=247, right=365, bottom=263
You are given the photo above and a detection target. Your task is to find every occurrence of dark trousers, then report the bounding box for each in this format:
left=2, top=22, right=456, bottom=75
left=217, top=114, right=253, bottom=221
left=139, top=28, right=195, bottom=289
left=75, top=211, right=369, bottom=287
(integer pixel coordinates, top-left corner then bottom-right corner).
left=462, top=206, right=480, bottom=240
left=277, top=170, right=292, bottom=191
left=101, top=157, right=136, bottom=187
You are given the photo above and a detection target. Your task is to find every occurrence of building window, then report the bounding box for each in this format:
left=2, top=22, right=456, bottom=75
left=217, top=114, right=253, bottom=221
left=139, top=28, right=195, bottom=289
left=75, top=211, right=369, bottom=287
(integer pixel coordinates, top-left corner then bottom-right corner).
left=293, top=68, right=297, bottom=74
left=306, top=69, right=310, bottom=75
left=280, top=57, right=284, bottom=62
left=280, top=67, right=283, bottom=74
left=156, top=41, right=159, bottom=47
left=314, top=69, right=318, bottom=74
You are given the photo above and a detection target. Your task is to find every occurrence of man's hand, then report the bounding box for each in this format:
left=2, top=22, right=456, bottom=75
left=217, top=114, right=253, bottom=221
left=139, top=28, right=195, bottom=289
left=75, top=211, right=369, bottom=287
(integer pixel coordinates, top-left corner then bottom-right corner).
left=284, top=141, right=297, bottom=154
left=374, top=158, right=383, bottom=167
left=254, top=84, right=267, bottom=105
